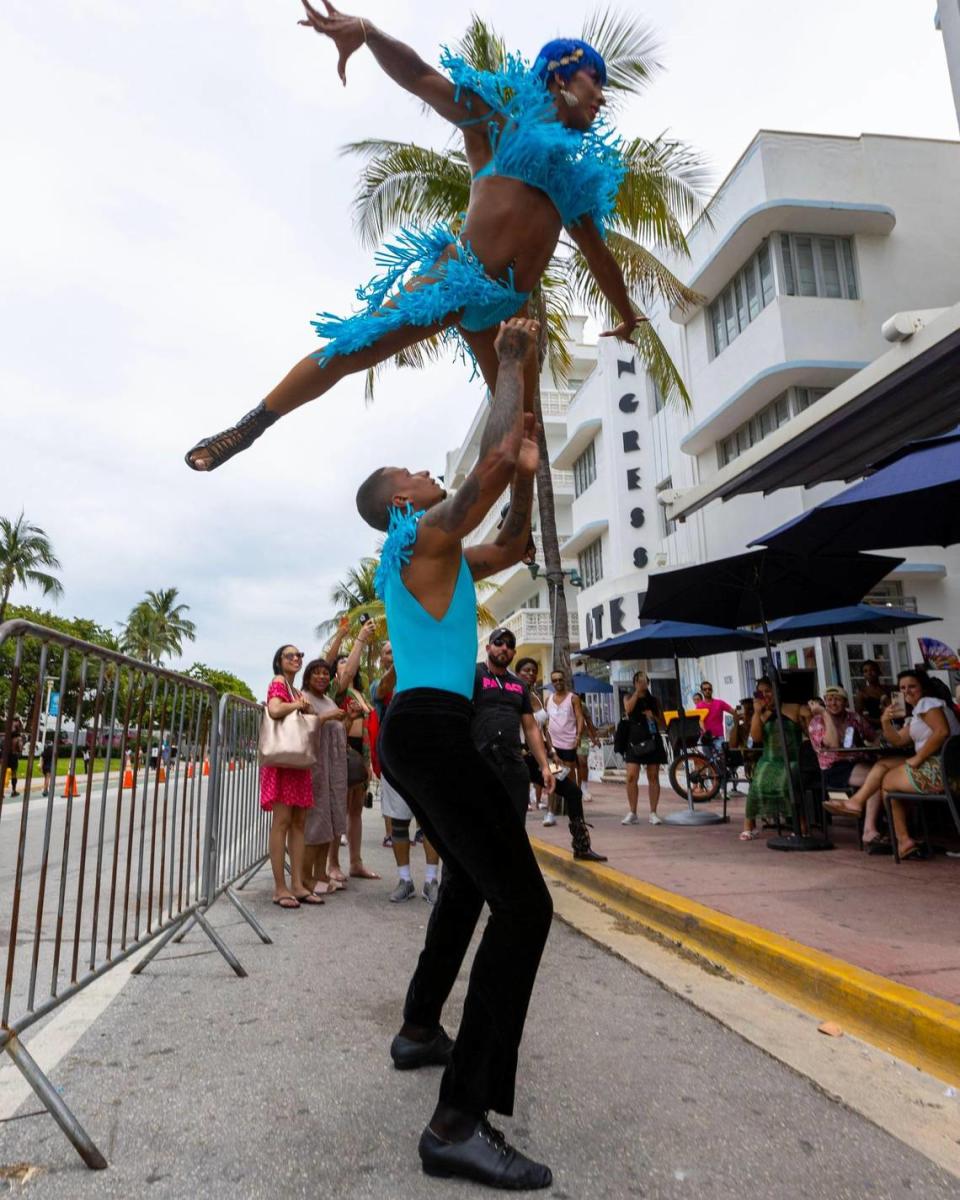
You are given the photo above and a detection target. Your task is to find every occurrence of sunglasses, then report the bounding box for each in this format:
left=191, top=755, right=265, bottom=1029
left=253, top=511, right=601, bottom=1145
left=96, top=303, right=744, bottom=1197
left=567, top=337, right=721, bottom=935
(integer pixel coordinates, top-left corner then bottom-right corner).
left=283, top=651, right=304, bottom=660
left=491, top=635, right=516, bottom=649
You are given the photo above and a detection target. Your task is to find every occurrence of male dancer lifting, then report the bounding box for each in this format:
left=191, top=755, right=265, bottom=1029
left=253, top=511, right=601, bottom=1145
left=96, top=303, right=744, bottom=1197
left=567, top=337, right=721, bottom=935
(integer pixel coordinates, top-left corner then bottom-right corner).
left=356, top=317, right=552, bottom=1189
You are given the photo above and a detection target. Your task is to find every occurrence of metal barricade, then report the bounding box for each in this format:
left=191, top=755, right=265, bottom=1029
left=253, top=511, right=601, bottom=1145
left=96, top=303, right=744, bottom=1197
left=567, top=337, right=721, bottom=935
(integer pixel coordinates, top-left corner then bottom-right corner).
left=0, top=620, right=255, bottom=1168
left=167, top=693, right=272, bottom=950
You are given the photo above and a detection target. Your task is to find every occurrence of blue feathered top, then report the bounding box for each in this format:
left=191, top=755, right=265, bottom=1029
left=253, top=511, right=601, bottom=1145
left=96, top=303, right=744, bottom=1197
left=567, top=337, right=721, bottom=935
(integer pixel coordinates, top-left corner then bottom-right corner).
left=440, top=48, right=626, bottom=233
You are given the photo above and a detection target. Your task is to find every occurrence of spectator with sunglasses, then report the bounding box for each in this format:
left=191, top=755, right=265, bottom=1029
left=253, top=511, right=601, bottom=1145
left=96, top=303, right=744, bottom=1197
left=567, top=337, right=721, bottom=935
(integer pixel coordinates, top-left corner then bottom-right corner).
left=475, top=633, right=606, bottom=862
left=260, top=645, right=323, bottom=910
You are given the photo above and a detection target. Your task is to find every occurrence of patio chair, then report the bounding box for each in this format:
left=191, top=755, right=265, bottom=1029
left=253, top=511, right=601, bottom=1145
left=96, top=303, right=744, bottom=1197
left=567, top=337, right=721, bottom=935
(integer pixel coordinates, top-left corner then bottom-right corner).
left=882, top=735, right=960, bottom=863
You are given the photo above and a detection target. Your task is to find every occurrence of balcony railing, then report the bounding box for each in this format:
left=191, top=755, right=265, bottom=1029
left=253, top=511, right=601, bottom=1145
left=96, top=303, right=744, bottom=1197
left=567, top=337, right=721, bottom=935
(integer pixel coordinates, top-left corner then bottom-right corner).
left=501, top=608, right=580, bottom=646
left=540, top=389, right=574, bottom=418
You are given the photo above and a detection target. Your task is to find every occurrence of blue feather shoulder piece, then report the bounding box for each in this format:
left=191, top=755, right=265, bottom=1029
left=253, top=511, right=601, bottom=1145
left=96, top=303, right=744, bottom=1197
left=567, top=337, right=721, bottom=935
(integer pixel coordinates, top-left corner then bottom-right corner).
left=439, top=48, right=626, bottom=232
left=374, top=503, right=427, bottom=599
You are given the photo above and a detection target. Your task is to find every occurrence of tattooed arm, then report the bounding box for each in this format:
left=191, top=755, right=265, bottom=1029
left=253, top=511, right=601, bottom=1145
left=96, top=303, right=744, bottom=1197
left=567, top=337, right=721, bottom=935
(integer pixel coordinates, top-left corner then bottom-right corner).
left=464, top=418, right=539, bottom=580
left=419, top=318, right=538, bottom=554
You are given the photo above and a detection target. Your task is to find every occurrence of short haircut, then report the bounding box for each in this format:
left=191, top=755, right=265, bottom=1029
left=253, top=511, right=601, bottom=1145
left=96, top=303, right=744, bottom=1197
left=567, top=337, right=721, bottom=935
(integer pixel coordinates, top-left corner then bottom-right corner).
left=515, top=657, right=539, bottom=674
left=356, top=468, right=397, bottom=532
left=700, top=680, right=713, bottom=689
left=301, top=658, right=332, bottom=696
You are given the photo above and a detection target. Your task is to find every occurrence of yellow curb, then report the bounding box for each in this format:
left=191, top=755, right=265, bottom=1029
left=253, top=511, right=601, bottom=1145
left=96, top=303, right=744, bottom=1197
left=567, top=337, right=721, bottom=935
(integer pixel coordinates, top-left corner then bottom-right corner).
left=531, top=837, right=960, bottom=1087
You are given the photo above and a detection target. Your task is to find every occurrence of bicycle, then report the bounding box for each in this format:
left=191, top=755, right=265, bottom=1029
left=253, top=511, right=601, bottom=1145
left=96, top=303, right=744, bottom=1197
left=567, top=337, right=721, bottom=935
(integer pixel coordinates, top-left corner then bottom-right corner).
left=669, top=736, right=752, bottom=806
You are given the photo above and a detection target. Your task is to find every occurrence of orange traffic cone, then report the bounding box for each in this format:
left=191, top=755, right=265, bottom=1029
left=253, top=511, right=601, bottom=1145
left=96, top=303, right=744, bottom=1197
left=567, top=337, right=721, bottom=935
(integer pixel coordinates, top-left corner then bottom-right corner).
left=187, top=762, right=195, bottom=779
left=61, top=774, right=79, bottom=798
left=202, top=758, right=210, bottom=777
left=228, top=760, right=236, bottom=772
left=122, top=767, right=134, bottom=789
left=157, top=764, right=166, bottom=783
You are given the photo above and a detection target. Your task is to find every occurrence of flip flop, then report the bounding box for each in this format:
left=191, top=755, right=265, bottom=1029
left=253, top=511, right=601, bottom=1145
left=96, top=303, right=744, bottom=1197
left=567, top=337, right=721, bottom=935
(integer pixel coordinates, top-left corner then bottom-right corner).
left=272, top=896, right=301, bottom=910
left=898, top=843, right=925, bottom=861
left=294, top=893, right=325, bottom=905
left=349, top=866, right=381, bottom=880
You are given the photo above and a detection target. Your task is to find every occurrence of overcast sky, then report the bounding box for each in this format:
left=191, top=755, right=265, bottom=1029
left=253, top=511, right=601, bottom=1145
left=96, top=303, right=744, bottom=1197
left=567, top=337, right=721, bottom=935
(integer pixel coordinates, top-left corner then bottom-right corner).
left=3, top=0, right=957, bottom=696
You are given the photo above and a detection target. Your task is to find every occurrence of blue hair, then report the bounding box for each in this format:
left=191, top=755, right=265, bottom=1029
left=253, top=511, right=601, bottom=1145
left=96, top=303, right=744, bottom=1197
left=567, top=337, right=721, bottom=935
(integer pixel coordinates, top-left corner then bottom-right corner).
left=534, top=38, right=607, bottom=86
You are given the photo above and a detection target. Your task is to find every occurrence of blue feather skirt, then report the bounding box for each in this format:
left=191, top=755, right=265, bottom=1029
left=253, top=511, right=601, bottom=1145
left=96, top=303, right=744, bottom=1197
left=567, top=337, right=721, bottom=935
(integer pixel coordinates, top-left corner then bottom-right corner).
left=312, top=223, right=529, bottom=365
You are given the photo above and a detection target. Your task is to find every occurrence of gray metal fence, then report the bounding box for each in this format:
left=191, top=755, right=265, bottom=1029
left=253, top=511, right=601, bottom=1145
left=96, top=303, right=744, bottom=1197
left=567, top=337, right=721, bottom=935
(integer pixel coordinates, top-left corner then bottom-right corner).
left=0, top=620, right=272, bottom=1169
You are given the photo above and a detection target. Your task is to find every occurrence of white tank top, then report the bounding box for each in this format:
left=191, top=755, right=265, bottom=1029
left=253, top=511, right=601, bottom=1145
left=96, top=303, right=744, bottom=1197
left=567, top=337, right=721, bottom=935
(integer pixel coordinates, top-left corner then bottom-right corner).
left=546, top=692, right=577, bottom=749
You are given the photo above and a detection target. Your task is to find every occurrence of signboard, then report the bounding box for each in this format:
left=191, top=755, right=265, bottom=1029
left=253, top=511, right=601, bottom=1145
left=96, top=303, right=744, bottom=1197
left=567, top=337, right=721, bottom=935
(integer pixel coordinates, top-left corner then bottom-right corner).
left=49, top=691, right=60, bottom=718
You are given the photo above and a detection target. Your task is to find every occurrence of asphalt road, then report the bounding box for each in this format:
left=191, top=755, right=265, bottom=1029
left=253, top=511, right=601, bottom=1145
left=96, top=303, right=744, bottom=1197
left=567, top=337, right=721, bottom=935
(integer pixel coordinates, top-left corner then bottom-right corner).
left=0, top=829, right=956, bottom=1200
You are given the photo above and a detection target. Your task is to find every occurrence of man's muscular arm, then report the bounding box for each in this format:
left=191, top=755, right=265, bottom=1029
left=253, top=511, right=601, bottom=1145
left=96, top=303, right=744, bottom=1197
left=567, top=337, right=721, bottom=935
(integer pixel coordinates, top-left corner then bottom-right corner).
left=420, top=319, right=537, bottom=552
left=464, top=418, right=538, bottom=581
left=566, top=218, right=648, bottom=342
left=299, top=1, right=490, bottom=127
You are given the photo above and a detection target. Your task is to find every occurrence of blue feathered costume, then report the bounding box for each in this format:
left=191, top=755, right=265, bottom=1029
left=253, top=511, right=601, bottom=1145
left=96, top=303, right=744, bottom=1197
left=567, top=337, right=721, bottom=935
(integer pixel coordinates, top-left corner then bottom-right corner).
left=312, top=39, right=626, bottom=366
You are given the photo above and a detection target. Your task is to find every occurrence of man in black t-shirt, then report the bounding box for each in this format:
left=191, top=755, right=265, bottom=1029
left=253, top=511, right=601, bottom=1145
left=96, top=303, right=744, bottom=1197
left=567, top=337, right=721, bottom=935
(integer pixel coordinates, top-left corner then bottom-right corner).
left=472, top=628, right=551, bottom=819
left=471, top=631, right=606, bottom=862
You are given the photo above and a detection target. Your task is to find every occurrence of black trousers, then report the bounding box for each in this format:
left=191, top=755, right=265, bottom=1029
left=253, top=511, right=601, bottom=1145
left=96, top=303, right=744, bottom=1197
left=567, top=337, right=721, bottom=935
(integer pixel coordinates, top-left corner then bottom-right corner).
left=379, top=690, right=553, bottom=1118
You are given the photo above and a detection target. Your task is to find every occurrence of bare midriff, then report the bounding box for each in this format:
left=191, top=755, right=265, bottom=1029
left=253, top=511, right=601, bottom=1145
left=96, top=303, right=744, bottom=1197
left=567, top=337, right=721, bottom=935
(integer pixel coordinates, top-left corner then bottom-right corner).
left=459, top=175, right=563, bottom=291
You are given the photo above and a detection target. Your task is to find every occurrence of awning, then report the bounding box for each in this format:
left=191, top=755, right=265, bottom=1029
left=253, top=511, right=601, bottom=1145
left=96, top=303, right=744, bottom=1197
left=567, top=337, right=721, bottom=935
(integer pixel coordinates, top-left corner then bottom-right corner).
left=667, top=301, right=960, bottom=522
left=559, top=519, right=609, bottom=557
left=552, top=419, right=602, bottom=470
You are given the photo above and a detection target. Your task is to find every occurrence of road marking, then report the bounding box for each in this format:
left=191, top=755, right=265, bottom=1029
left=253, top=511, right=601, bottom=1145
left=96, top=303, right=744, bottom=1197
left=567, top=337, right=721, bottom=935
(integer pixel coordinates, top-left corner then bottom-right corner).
left=0, top=945, right=148, bottom=1121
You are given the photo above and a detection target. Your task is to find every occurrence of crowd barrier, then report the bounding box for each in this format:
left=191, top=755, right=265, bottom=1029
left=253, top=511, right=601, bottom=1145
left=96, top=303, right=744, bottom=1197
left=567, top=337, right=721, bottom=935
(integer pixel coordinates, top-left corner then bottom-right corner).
left=0, top=620, right=271, bottom=1169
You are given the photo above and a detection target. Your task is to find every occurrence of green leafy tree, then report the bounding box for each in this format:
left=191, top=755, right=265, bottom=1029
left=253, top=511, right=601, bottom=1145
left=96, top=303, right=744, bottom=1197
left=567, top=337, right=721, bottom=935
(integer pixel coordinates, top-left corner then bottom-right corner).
left=0, top=512, right=63, bottom=625
left=120, top=587, right=197, bottom=666
left=185, top=662, right=256, bottom=702
left=341, top=9, right=710, bottom=671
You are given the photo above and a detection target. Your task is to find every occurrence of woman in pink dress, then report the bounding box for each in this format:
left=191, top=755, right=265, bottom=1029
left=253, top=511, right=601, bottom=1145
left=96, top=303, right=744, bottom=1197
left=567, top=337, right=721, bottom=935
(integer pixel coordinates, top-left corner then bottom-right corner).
left=261, top=645, right=324, bottom=909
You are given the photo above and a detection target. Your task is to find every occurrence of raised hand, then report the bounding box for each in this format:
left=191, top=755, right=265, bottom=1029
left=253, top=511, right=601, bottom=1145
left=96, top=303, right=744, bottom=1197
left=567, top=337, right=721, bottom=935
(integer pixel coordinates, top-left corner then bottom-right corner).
left=298, top=0, right=367, bottom=85
left=599, top=314, right=649, bottom=342
left=494, top=317, right=540, bottom=365
left=516, top=413, right=540, bottom=477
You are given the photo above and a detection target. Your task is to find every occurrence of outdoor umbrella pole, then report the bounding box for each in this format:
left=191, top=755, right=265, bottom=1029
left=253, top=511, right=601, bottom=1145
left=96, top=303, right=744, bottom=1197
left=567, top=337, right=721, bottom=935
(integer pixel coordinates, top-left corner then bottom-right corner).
left=830, top=635, right=841, bottom=686
left=759, top=600, right=832, bottom=852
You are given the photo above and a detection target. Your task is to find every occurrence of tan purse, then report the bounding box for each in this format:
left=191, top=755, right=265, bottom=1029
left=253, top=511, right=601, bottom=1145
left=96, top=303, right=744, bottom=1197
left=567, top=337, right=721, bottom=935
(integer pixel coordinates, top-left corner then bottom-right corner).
left=259, top=680, right=319, bottom=769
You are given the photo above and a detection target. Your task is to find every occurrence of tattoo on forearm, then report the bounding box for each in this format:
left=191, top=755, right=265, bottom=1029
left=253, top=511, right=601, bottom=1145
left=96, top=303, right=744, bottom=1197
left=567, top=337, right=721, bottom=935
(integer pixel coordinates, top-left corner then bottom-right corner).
left=433, top=475, right=479, bottom=532
left=500, top=474, right=533, bottom=541
left=478, top=363, right=523, bottom=462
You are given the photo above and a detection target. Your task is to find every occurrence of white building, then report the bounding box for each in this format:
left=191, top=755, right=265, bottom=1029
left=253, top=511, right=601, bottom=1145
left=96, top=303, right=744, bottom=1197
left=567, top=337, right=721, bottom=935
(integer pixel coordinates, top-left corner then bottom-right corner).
left=442, top=316, right=597, bottom=678
left=558, top=130, right=960, bottom=713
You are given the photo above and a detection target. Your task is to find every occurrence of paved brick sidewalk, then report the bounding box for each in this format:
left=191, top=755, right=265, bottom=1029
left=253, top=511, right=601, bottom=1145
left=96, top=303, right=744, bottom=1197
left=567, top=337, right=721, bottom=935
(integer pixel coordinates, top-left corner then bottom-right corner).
left=530, top=776, right=960, bottom=1003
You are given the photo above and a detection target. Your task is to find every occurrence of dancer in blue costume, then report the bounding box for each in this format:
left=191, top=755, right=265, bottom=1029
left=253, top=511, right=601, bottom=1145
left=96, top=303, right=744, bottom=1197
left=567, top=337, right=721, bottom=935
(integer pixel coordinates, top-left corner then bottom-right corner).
left=185, top=1, right=646, bottom=471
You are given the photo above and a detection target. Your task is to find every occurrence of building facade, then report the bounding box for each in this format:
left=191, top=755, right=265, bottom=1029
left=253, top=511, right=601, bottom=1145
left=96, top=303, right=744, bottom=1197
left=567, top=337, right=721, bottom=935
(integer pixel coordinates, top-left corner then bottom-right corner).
left=559, top=131, right=960, bottom=714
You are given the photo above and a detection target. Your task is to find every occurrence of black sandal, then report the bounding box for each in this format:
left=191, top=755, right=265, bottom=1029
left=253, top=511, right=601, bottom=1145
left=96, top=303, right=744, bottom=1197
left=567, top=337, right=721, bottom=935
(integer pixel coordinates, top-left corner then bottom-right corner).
left=185, top=401, right=279, bottom=471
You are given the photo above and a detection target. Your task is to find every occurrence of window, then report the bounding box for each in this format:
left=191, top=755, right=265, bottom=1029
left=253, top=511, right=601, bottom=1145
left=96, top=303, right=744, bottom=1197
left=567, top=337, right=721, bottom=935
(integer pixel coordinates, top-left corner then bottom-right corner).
left=709, top=234, right=859, bottom=358
left=708, top=240, right=776, bottom=356
left=718, top=387, right=831, bottom=466
left=778, top=234, right=858, bottom=300
left=651, top=378, right=666, bottom=414
left=657, top=477, right=677, bottom=538
left=572, top=440, right=597, bottom=497
left=578, top=538, right=604, bottom=588
left=520, top=591, right=541, bottom=610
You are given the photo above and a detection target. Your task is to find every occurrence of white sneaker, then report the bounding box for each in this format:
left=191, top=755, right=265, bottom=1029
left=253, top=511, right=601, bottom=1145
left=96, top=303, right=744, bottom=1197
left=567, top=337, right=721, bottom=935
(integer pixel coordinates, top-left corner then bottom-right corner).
left=649, top=812, right=663, bottom=826
left=621, top=812, right=640, bottom=825
left=582, top=788, right=592, bottom=802
left=542, top=811, right=557, bottom=827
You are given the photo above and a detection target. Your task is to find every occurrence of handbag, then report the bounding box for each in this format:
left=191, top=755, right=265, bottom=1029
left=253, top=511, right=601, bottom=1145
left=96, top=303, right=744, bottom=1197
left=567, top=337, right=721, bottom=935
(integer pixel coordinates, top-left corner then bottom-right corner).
left=259, top=681, right=318, bottom=769
left=628, top=715, right=660, bottom=758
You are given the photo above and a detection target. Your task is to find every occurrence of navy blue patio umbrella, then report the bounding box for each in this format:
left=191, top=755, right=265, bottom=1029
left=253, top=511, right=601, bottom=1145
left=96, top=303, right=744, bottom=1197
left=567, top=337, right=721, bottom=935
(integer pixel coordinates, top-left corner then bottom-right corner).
left=638, top=550, right=904, bottom=849
left=753, top=431, right=960, bottom=555
left=767, top=603, right=940, bottom=685
left=586, top=621, right=765, bottom=826
left=570, top=672, right=613, bottom=695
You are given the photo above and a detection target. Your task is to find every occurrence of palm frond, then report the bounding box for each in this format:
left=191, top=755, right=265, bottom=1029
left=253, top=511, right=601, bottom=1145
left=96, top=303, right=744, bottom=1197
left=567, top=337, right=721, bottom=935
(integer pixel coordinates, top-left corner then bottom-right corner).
left=534, top=273, right=575, bottom=386
left=614, top=135, right=714, bottom=250
left=632, top=320, right=690, bottom=410
left=580, top=7, right=663, bottom=100
left=452, top=14, right=508, bottom=73
left=342, top=142, right=471, bottom=249
left=24, top=570, right=64, bottom=599
left=362, top=330, right=456, bottom=402
left=568, top=231, right=703, bottom=319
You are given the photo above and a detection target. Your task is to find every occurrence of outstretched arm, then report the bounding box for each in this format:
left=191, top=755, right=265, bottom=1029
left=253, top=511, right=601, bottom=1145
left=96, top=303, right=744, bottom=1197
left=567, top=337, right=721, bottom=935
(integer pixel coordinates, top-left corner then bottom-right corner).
left=419, top=319, right=538, bottom=553
left=298, top=1, right=491, bottom=127
left=464, top=416, right=539, bottom=580
left=566, top=218, right=648, bottom=342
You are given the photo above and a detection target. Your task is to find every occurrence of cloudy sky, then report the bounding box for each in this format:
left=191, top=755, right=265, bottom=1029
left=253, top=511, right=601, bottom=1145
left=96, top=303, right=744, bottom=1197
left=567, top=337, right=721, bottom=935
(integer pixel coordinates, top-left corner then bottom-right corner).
left=3, top=0, right=957, bottom=695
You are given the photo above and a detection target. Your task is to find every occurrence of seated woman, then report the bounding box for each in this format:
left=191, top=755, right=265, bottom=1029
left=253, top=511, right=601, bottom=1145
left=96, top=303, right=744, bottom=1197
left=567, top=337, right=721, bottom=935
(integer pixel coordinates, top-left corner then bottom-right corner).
left=740, top=677, right=810, bottom=841
left=824, top=668, right=960, bottom=857
left=808, top=686, right=871, bottom=791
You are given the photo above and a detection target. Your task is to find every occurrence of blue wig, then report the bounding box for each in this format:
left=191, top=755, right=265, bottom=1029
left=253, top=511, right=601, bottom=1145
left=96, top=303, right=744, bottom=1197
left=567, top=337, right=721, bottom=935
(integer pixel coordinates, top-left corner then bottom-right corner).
left=534, top=38, right=607, bottom=86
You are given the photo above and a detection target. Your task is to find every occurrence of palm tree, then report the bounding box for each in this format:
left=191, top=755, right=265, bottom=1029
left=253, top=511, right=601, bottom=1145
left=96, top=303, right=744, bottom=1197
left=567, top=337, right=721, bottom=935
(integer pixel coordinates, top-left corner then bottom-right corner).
left=120, top=587, right=196, bottom=665
left=340, top=8, right=711, bottom=670
left=0, top=511, right=63, bottom=625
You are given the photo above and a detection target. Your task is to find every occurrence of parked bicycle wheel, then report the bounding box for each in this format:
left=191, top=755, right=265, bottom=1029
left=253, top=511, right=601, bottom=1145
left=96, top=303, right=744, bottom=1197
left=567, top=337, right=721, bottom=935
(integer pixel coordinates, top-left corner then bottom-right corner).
left=669, top=752, right=721, bottom=802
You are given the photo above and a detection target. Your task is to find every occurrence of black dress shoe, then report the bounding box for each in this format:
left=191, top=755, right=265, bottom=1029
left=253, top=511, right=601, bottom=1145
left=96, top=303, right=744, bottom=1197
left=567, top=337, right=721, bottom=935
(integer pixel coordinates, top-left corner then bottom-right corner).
left=419, top=1120, right=552, bottom=1190
left=573, top=846, right=608, bottom=862
left=390, top=1026, right=454, bottom=1070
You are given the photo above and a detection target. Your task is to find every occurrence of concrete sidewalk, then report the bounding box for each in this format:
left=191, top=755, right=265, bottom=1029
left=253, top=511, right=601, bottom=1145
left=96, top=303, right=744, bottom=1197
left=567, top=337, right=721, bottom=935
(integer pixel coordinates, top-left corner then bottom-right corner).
left=531, top=777, right=960, bottom=1004
left=2, top=827, right=956, bottom=1199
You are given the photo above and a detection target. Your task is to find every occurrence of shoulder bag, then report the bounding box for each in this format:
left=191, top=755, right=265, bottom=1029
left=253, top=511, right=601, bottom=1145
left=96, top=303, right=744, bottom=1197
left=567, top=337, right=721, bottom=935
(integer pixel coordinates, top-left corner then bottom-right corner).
left=259, top=680, right=319, bottom=769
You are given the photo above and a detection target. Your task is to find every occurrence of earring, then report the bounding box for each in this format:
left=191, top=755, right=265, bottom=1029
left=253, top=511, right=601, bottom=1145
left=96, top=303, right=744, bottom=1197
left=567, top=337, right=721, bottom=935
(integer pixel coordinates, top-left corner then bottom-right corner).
left=560, top=88, right=578, bottom=108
